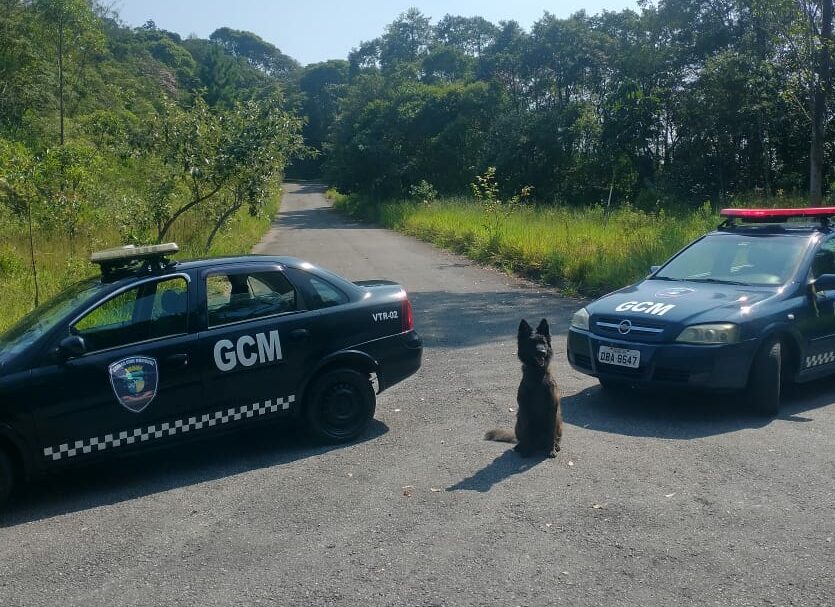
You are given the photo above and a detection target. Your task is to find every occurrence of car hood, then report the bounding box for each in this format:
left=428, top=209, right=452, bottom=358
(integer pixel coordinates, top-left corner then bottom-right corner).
left=587, top=279, right=783, bottom=326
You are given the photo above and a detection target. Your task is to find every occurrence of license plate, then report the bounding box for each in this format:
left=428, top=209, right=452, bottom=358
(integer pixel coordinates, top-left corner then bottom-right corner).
left=598, top=346, right=640, bottom=368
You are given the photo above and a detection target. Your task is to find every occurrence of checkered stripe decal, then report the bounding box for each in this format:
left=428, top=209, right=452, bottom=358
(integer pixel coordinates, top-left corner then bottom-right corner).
left=43, top=395, right=295, bottom=461
left=805, top=352, right=835, bottom=369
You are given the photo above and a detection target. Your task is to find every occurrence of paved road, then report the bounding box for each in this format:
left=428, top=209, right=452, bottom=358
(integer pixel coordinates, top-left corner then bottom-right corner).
left=2, top=182, right=834, bottom=606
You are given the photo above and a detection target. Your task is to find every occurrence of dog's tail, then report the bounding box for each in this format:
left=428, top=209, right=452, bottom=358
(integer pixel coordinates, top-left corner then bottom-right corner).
left=484, top=429, right=517, bottom=443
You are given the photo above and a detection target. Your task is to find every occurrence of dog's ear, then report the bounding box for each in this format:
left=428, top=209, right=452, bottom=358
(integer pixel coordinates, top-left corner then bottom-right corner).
left=518, top=319, right=533, bottom=338
left=536, top=318, right=551, bottom=342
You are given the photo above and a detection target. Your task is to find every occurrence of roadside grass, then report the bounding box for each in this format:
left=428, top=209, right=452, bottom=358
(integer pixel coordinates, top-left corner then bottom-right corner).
left=0, top=195, right=279, bottom=334
left=328, top=189, right=791, bottom=297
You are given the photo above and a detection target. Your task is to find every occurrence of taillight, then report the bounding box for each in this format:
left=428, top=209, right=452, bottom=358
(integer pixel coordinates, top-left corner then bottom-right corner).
left=402, top=297, right=414, bottom=332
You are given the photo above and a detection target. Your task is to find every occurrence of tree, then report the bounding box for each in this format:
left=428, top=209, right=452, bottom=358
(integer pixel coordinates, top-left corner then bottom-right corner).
left=435, top=15, right=499, bottom=56
left=143, top=95, right=304, bottom=242
left=806, top=0, right=834, bottom=204
left=753, top=0, right=834, bottom=203
left=290, top=60, right=348, bottom=178
left=209, top=27, right=300, bottom=77
left=0, top=0, right=38, bottom=131
left=31, top=0, right=103, bottom=145
left=379, top=8, right=433, bottom=73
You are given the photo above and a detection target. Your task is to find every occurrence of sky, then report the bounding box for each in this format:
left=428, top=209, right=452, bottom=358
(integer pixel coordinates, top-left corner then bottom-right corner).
left=113, top=0, right=642, bottom=66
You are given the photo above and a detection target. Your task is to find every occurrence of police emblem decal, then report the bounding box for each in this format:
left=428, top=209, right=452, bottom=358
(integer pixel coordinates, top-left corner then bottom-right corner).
left=108, top=356, right=159, bottom=413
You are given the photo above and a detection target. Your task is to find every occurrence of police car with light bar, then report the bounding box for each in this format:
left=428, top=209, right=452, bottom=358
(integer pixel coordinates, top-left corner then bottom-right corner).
left=0, top=244, right=422, bottom=507
left=568, top=207, right=835, bottom=415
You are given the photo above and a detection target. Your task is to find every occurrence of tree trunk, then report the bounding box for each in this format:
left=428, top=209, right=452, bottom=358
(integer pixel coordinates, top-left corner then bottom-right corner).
left=27, top=197, right=39, bottom=308
left=810, top=0, right=833, bottom=205
left=58, top=20, right=64, bottom=146
left=156, top=183, right=224, bottom=243
left=205, top=200, right=243, bottom=252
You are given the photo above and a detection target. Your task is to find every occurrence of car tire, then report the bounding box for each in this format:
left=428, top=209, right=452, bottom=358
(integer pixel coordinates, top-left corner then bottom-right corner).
left=305, top=369, right=376, bottom=443
left=0, top=450, right=14, bottom=509
left=746, top=337, right=782, bottom=417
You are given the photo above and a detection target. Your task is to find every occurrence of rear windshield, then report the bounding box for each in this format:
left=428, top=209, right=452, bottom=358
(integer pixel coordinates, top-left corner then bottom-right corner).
left=0, top=278, right=105, bottom=362
left=655, top=233, right=812, bottom=287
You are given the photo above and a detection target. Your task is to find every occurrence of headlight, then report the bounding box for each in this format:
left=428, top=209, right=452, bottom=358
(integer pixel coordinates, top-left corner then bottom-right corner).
left=571, top=307, right=589, bottom=331
left=675, top=323, right=739, bottom=344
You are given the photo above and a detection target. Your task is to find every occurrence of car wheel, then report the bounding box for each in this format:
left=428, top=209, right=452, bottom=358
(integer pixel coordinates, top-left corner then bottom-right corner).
left=305, top=369, right=376, bottom=442
left=0, top=450, right=14, bottom=509
left=746, top=337, right=781, bottom=416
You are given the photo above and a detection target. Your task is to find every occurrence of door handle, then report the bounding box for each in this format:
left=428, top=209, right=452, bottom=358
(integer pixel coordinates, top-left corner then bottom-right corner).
left=165, top=353, right=189, bottom=367
left=289, top=329, right=310, bottom=341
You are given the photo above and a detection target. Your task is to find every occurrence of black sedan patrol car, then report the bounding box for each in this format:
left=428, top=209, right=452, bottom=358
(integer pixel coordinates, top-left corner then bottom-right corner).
left=0, top=244, right=422, bottom=506
left=568, top=207, right=835, bottom=415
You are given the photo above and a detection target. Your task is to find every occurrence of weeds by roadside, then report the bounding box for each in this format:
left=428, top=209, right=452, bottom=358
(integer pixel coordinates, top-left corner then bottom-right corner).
left=0, top=195, right=280, bottom=334
left=329, top=188, right=721, bottom=297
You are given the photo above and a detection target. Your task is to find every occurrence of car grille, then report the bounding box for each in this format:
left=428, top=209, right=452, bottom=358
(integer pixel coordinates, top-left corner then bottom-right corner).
left=594, top=317, right=667, bottom=342
left=596, top=362, right=642, bottom=378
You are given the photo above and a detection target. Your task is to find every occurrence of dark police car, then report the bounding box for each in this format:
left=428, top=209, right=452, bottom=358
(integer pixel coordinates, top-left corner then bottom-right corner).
left=568, top=207, right=835, bottom=416
left=0, top=244, right=422, bottom=506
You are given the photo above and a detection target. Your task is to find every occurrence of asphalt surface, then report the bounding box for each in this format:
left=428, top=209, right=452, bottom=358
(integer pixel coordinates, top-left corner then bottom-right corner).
left=1, top=182, right=834, bottom=606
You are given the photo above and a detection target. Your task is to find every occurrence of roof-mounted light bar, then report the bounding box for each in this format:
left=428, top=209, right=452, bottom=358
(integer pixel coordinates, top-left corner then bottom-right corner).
left=720, top=207, right=835, bottom=219
left=91, top=243, right=180, bottom=281
left=91, top=243, right=179, bottom=264
left=719, top=207, right=835, bottom=230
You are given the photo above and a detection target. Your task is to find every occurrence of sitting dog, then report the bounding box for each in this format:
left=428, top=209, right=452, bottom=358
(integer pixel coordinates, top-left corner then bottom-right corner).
left=485, top=318, right=563, bottom=457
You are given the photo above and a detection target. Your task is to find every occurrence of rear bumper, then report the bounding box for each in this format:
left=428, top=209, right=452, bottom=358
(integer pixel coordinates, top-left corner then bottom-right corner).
left=374, top=330, right=423, bottom=392
left=567, top=328, right=757, bottom=390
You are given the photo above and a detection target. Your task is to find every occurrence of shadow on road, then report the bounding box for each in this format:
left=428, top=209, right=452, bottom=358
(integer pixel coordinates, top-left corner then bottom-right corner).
left=284, top=181, right=326, bottom=194
left=0, top=420, right=388, bottom=527
left=446, top=449, right=549, bottom=493
left=275, top=207, right=370, bottom=231
left=562, top=375, right=835, bottom=439
left=410, top=290, right=579, bottom=350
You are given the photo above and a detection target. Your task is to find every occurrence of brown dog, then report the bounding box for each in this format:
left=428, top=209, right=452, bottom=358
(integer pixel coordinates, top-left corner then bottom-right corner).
left=485, top=319, right=563, bottom=457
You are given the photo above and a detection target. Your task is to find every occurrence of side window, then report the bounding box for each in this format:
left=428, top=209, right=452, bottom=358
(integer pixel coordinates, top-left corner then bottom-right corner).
left=149, top=278, right=189, bottom=338
left=206, top=270, right=297, bottom=327
left=72, top=277, right=188, bottom=352
left=308, top=277, right=349, bottom=309
left=811, top=239, right=835, bottom=279
left=283, top=267, right=350, bottom=310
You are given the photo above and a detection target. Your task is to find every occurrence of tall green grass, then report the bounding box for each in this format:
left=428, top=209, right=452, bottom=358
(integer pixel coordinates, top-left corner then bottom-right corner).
left=0, top=195, right=279, bottom=334
left=329, top=190, right=722, bottom=297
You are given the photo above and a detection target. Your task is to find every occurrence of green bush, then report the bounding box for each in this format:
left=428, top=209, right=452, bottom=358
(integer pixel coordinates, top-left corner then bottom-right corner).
left=0, top=248, right=25, bottom=278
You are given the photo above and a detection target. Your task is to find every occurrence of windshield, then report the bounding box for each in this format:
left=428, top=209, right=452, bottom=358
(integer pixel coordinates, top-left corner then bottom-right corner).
left=0, top=278, right=104, bottom=363
left=655, top=233, right=811, bottom=287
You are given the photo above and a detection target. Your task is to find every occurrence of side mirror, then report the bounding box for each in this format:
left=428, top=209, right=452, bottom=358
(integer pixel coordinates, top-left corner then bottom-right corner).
left=58, top=335, right=86, bottom=360
left=650, top=265, right=660, bottom=274
left=811, top=273, right=835, bottom=293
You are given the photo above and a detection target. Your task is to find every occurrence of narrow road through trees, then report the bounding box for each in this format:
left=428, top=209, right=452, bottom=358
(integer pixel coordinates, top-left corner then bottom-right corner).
left=1, top=182, right=832, bottom=607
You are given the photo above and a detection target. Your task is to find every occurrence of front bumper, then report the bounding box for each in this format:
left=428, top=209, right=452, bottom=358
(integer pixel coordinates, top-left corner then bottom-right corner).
left=567, top=328, right=758, bottom=390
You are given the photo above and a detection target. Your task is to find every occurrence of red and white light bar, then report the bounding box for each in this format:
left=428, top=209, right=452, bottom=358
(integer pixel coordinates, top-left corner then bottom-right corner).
left=721, top=207, right=835, bottom=219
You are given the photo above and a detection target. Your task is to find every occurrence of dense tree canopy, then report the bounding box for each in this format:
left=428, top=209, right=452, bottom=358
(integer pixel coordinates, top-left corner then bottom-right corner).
left=2, top=0, right=834, bottom=217
left=315, top=1, right=835, bottom=207
left=0, top=0, right=304, bottom=252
